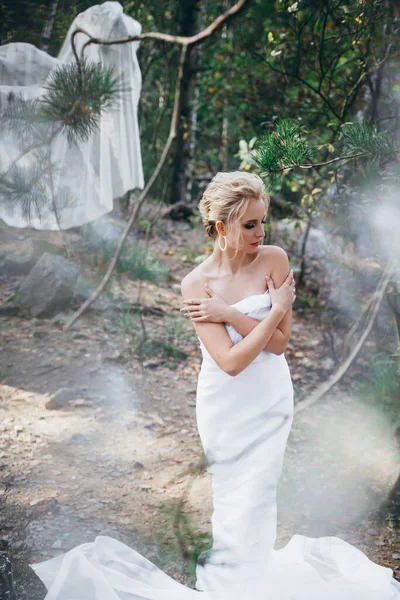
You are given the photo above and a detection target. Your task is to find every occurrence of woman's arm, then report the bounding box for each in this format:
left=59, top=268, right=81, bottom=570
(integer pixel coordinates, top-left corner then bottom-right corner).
left=181, top=247, right=292, bottom=355
left=224, top=248, right=293, bottom=355
left=224, top=308, right=286, bottom=355
left=181, top=274, right=287, bottom=376
left=181, top=254, right=293, bottom=376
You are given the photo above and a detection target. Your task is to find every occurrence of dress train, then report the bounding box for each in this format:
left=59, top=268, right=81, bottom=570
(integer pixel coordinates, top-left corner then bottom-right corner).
left=31, top=291, right=400, bottom=599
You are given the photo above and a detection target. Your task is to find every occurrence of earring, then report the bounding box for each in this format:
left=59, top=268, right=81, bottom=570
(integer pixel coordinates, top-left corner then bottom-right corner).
left=218, top=235, right=227, bottom=252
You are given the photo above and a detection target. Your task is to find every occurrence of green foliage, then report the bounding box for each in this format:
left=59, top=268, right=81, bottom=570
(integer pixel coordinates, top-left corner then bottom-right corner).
left=152, top=499, right=212, bottom=584
left=162, top=342, right=187, bottom=361
left=117, top=246, right=168, bottom=284
left=103, top=305, right=189, bottom=367
left=0, top=93, right=78, bottom=224
left=41, top=59, right=123, bottom=144
left=137, top=338, right=187, bottom=364
left=0, top=95, right=50, bottom=147
left=244, top=120, right=398, bottom=204
left=81, top=225, right=167, bottom=284
left=163, top=315, right=192, bottom=342
left=340, top=123, right=396, bottom=159
left=252, top=119, right=313, bottom=188
left=362, top=353, right=400, bottom=408
left=2, top=0, right=396, bottom=212
left=181, top=244, right=206, bottom=265
left=103, top=302, right=140, bottom=336
left=0, top=58, right=122, bottom=222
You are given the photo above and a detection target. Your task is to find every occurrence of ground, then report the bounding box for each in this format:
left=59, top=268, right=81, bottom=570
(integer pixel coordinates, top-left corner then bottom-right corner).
left=0, top=214, right=399, bottom=598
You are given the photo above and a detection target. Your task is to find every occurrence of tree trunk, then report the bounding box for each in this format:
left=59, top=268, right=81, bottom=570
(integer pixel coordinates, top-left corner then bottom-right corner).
left=185, top=0, right=206, bottom=204
left=41, top=0, right=59, bottom=53
left=218, top=14, right=233, bottom=171
left=168, top=0, right=202, bottom=205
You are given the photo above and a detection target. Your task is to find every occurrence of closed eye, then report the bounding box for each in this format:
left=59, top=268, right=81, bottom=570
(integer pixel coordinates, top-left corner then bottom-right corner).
left=244, top=219, right=267, bottom=230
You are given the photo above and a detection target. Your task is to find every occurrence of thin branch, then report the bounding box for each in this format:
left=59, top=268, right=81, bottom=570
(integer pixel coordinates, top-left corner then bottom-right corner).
left=74, top=0, right=248, bottom=57
left=298, top=152, right=366, bottom=169
left=63, top=45, right=188, bottom=329
left=294, top=261, right=397, bottom=415
left=265, top=60, right=342, bottom=121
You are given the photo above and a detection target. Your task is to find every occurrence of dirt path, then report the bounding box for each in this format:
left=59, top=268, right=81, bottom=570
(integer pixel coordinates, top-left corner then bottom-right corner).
left=1, top=220, right=399, bottom=597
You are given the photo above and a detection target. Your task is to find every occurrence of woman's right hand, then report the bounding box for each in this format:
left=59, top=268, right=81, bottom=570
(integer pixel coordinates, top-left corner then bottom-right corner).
left=266, top=270, right=296, bottom=313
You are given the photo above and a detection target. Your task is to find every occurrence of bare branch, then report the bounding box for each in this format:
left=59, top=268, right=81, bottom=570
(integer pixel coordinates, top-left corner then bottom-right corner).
left=298, top=152, right=366, bottom=169
left=64, top=45, right=188, bottom=329
left=294, top=261, right=397, bottom=415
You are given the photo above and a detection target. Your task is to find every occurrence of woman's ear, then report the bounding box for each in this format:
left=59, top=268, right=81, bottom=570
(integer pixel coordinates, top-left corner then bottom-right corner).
left=215, top=220, right=226, bottom=237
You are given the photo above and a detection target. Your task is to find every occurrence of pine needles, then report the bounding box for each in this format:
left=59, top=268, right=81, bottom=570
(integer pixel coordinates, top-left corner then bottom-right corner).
left=41, top=59, right=123, bottom=144
left=251, top=119, right=397, bottom=189
left=0, top=60, right=122, bottom=224
left=252, top=119, right=313, bottom=188
left=340, top=122, right=396, bottom=159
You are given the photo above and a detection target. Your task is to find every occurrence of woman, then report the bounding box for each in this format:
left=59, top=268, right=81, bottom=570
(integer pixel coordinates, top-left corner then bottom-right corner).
left=31, top=171, right=400, bottom=599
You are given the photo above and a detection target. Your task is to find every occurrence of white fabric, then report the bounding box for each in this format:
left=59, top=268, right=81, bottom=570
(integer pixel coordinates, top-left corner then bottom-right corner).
left=0, top=1, right=144, bottom=230
left=31, top=291, right=400, bottom=598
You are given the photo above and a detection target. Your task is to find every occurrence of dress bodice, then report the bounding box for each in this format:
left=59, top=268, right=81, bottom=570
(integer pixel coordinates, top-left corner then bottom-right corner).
left=197, top=291, right=275, bottom=366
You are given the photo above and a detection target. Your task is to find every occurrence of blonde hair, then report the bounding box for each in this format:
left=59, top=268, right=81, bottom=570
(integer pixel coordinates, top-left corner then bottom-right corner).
left=198, top=171, right=269, bottom=257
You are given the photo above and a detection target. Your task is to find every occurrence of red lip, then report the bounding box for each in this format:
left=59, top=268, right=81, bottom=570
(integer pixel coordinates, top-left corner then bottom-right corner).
left=251, top=242, right=260, bottom=246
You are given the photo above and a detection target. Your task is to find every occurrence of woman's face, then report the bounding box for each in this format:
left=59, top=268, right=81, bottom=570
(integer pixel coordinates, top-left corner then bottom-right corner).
left=230, top=197, right=267, bottom=252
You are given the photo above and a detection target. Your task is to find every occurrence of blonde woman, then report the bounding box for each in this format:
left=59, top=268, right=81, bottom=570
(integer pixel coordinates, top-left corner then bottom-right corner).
left=31, top=172, right=400, bottom=599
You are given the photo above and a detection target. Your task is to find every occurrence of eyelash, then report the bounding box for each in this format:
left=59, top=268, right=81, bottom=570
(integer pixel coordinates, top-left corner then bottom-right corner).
left=244, top=219, right=267, bottom=230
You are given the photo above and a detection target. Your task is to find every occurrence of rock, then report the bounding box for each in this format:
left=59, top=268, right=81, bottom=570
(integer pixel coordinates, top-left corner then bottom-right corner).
left=39, top=360, right=55, bottom=369
left=17, top=253, right=80, bottom=317
left=45, top=387, right=76, bottom=410
left=50, top=313, right=71, bottom=327
left=69, top=398, right=92, bottom=408
left=163, top=202, right=194, bottom=222
left=0, top=300, right=21, bottom=316
left=71, top=331, right=89, bottom=340
left=51, top=539, right=63, bottom=549
left=0, top=239, right=60, bottom=276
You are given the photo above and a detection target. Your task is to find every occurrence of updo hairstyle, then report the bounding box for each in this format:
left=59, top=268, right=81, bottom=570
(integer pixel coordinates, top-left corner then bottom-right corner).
left=198, top=171, right=269, bottom=257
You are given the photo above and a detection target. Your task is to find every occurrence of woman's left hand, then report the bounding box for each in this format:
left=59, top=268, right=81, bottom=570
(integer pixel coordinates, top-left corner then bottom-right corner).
left=180, top=283, right=229, bottom=323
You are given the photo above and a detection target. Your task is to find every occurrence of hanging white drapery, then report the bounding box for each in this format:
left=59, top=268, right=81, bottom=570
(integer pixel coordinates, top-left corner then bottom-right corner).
left=0, top=1, right=144, bottom=230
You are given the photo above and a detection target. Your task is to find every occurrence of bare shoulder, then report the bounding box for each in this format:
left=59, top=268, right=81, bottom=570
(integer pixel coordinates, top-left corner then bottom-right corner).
left=180, top=263, right=209, bottom=300
left=258, top=244, right=289, bottom=266
left=257, top=245, right=290, bottom=285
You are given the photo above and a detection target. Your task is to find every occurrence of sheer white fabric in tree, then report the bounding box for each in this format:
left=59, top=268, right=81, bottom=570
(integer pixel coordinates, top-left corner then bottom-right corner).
left=0, top=1, right=144, bottom=230
left=31, top=291, right=400, bottom=599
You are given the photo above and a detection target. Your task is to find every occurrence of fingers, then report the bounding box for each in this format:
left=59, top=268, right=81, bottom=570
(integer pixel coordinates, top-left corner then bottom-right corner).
left=265, top=275, right=274, bottom=288
left=181, top=298, right=203, bottom=305
left=181, top=305, right=204, bottom=318
left=184, top=312, right=206, bottom=321
left=180, top=304, right=202, bottom=313
left=286, top=269, right=294, bottom=285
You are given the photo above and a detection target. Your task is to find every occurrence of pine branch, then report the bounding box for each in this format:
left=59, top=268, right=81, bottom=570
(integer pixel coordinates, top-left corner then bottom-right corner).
left=252, top=120, right=397, bottom=187
left=41, top=59, right=124, bottom=144
left=252, top=119, right=314, bottom=188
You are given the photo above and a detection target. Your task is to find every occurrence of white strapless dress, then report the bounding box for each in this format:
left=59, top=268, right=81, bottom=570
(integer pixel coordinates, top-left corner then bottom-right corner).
left=31, top=291, right=400, bottom=599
